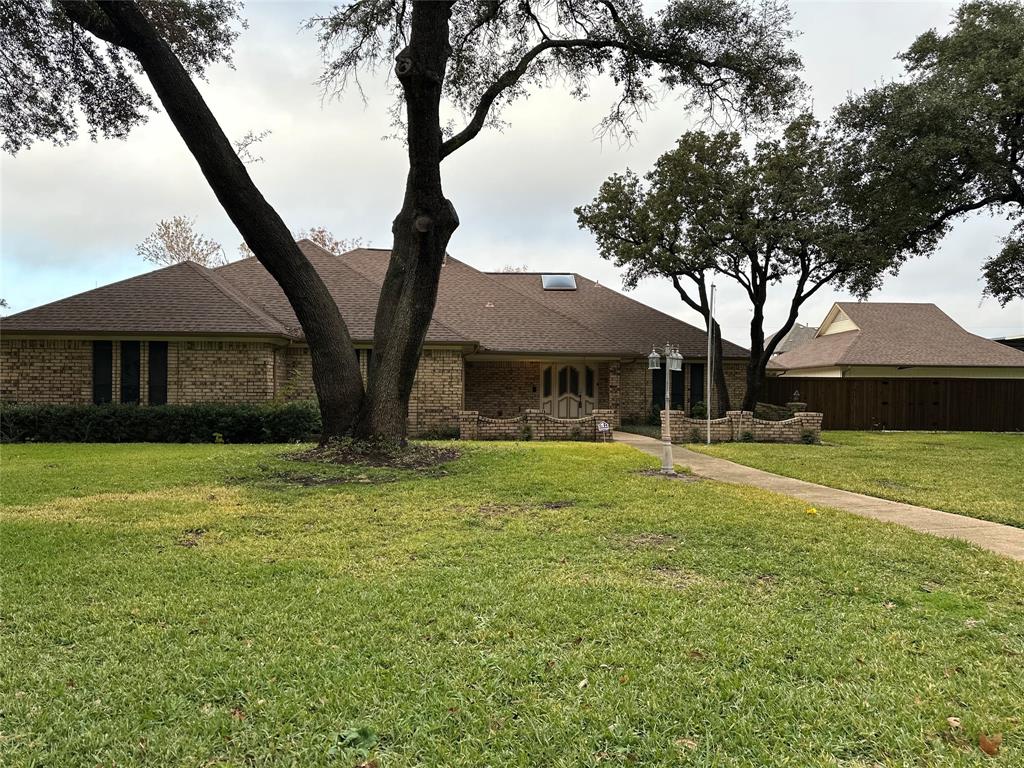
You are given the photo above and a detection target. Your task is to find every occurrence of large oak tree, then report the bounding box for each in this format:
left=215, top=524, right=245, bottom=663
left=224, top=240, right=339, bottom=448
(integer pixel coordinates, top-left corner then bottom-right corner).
left=2, top=0, right=802, bottom=441
left=578, top=115, right=891, bottom=410
left=832, top=0, right=1024, bottom=307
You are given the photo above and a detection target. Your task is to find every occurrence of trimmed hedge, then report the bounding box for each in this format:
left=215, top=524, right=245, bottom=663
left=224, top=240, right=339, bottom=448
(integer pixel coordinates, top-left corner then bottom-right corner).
left=0, top=401, right=321, bottom=443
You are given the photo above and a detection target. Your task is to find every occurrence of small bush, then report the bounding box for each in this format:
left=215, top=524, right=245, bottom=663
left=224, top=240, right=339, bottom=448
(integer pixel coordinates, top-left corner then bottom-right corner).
left=740, top=430, right=755, bottom=442
left=646, top=404, right=661, bottom=426
left=689, top=401, right=707, bottom=419
left=518, top=424, right=533, bottom=441
left=800, top=429, right=819, bottom=445
left=689, top=428, right=703, bottom=443
left=416, top=425, right=460, bottom=440
left=0, top=401, right=321, bottom=443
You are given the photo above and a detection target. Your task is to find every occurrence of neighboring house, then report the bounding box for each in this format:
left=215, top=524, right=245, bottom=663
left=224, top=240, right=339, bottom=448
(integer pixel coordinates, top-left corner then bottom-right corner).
left=993, top=334, right=1024, bottom=353
left=765, top=302, right=1024, bottom=431
left=765, top=322, right=817, bottom=355
left=0, top=241, right=750, bottom=433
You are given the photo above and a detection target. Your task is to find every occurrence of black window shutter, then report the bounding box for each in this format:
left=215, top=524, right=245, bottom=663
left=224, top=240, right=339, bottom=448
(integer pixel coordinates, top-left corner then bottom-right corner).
left=120, top=341, right=141, bottom=404
left=651, top=369, right=684, bottom=409
left=689, top=363, right=705, bottom=410
left=92, top=341, right=113, bottom=404
left=148, top=342, right=168, bottom=405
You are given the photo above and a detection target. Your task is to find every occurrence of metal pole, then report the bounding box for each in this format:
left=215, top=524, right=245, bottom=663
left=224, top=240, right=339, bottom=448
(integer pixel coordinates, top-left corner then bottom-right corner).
left=661, top=342, right=675, bottom=474
left=706, top=283, right=716, bottom=445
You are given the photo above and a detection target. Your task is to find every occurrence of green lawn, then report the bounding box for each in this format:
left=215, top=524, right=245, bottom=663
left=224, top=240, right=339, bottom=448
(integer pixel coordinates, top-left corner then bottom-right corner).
left=690, top=431, right=1024, bottom=529
left=2, top=442, right=1022, bottom=766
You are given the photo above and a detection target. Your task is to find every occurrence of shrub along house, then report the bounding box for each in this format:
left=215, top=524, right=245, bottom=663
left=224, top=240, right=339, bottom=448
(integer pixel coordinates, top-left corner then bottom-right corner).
left=0, top=241, right=750, bottom=434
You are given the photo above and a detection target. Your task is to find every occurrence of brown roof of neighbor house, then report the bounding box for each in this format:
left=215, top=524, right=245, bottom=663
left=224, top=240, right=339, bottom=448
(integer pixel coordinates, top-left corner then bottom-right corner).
left=774, top=302, right=1024, bottom=370
left=2, top=240, right=746, bottom=358
left=766, top=322, right=818, bottom=355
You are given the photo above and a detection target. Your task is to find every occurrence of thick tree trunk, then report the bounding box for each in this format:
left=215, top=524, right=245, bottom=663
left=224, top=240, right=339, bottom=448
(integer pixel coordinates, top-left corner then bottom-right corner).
left=741, top=296, right=769, bottom=412
left=356, top=2, right=459, bottom=442
left=709, top=317, right=731, bottom=416
left=92, top=3, right=364, bottom=439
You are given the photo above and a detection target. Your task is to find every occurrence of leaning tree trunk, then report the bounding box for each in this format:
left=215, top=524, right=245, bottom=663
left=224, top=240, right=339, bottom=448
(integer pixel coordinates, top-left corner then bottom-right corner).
left=741, top=296, right=769, bottom=412
left=356, top=1, right=459, bottom=441
left=85, top=2, right=365, bottom=439
left=709, top=316, right=731, bottom=416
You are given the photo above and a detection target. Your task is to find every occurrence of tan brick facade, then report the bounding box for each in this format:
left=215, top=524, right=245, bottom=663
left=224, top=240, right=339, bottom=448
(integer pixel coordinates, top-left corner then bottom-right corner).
left=465, top=360, right=540, bottom=417
left=3, top=335, right=753, bottom=438
left=619, top=359, right=748, bottom=423
left=1, top=338, right=93, bottom=404
left=167, top=340, right=279, bottom=403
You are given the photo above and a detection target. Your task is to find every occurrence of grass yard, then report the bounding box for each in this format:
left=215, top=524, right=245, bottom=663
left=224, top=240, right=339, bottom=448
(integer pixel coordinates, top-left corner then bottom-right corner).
left=2, top=441, right=1023, bottom=766
left=690, top=431, right=1024, bottom=529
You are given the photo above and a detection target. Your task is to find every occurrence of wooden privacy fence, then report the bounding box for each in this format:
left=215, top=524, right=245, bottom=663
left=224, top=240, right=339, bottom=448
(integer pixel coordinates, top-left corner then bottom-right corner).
left=762, top=377, right=1024, bottom=431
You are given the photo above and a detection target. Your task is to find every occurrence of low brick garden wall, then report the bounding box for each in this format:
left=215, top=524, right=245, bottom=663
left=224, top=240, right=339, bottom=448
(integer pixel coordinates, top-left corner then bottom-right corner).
left=459, top=409, right=617, bottom=442
left=663, top=410, right=823, bottom=443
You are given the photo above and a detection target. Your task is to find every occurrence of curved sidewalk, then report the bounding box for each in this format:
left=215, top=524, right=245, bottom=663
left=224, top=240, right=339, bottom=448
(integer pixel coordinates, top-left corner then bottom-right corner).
left=614, top=431, right=1024, bottom=562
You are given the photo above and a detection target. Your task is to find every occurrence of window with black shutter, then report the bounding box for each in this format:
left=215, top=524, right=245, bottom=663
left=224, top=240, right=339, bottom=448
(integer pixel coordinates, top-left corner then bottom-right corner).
left=120, top=341, right=141, bottom=404
left=651, top=368, right=684, bottom=410
left=148, top=341, right=168, bottom=405
left=689, top=363, right=705, bottom=411
left=92, top=341, right=113, bottom=404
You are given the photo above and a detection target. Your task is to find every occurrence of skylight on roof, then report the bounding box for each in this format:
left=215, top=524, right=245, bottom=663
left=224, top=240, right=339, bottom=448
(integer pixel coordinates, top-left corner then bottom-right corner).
left=541, top=274, right=576, bottom=291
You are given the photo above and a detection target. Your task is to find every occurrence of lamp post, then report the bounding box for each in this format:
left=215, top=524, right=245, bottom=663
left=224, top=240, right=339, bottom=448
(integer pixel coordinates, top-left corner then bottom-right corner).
left=648, top=342, right=684, bottom=475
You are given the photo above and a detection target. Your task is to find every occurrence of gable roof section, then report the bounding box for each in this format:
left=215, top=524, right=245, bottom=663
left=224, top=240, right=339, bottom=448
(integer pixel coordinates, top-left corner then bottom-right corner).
left=214, top=241, right=468, bottom=344
left=774, top=302, right=1024, bottom=370
left=1, top=261, right=288, bottom=337
left=339, top=251, right=634, bottom=355
left=488, top=271, right=749, bottom=358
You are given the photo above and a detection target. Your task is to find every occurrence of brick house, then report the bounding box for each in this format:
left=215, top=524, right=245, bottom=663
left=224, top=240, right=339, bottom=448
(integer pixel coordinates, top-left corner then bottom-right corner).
left=0, top=241, right=749, bottom=434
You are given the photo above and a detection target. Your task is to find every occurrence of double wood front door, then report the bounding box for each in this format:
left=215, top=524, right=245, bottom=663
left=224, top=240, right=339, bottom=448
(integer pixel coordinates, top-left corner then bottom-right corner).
left=540, top=363, right=596, bottom=418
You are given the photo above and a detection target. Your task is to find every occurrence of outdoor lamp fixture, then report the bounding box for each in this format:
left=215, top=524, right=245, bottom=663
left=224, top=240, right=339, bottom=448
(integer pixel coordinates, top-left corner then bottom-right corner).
left=648, top=342, right=683, bottom=475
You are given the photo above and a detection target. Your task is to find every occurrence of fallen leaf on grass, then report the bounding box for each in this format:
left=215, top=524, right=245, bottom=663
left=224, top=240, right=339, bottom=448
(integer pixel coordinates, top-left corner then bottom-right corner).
left=577, top=678, right=589, bottom=690
left=231, top=707, right=246, bottom=721
left=947, top=717, right=961, bottom=730
left=675, top=738, right=698, bottom=750
left=979, top=733, right=1002, bottom=756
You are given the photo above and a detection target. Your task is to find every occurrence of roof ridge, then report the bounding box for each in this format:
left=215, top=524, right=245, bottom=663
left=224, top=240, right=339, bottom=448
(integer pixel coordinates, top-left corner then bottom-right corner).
left=298, top=242, right=472, bottom=344
left=185, top=261, right=289, bottom=336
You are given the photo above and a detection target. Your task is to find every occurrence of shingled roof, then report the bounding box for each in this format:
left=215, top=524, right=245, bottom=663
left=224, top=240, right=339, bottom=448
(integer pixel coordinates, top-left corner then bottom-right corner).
left=774, top=302, right=1024, bottom=370
left=3, top=241, right=743, bottom=358
left=0, top=261, right=288, bottom=337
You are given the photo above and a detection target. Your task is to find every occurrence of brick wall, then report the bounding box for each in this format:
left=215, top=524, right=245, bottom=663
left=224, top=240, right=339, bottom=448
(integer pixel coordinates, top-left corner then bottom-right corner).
left=407, top=348, right=464, bottom=434
left=663, top=409, right=822, bottom=443
left=464, top=360, right=540, bottom=417
left=620, top=359, right=748, bottom=422
left=1, top=338, right=93, bottom=404
left=168, top=340, right=279, bottom=403
left=459, top=408, right=617, bottom=441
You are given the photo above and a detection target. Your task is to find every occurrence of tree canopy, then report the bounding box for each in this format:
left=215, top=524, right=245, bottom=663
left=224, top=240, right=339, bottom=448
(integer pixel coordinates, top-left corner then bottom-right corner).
left=578, top=114, right=889, bottom=410
left=2, top=0, right=803, bottom=441
left=832, top=0, right=1024, bottom=306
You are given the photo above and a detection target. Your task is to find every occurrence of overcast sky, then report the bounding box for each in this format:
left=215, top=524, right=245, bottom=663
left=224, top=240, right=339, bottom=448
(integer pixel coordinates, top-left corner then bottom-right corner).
left=2, top=0, right=1022, bottom=344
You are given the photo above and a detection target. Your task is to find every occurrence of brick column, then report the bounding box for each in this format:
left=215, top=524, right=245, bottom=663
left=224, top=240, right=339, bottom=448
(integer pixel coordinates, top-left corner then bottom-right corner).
left=607, top=363, right=621, bottom=427
left=796, top=412, right=823, bottom=443
left=458, top=410, right=479, bottom=440
left=524, top=408, right=543, bottom=440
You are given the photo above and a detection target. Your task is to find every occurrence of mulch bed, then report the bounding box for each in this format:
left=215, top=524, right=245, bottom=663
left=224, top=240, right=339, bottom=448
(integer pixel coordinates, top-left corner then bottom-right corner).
left=290, top=440, right=460, bottom=470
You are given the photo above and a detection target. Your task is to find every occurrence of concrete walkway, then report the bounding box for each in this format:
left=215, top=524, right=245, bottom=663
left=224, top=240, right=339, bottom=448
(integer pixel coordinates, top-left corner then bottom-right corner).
left=614, top=431, right=1024, bottom=562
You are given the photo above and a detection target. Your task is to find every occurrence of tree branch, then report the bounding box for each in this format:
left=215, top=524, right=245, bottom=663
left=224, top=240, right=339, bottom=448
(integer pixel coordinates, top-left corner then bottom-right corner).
left=440, top=35, right=721, bottom=159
